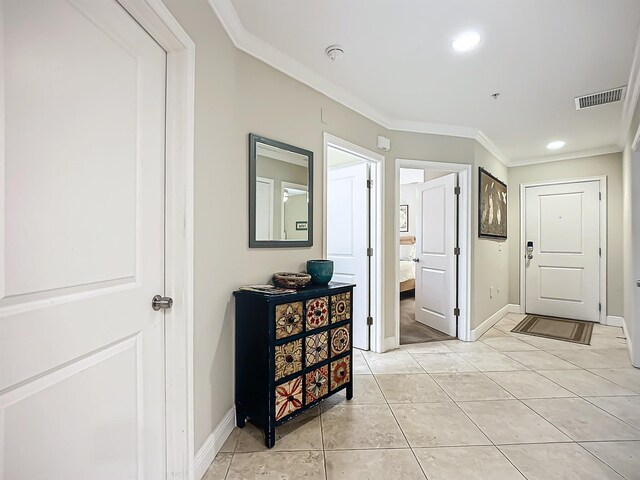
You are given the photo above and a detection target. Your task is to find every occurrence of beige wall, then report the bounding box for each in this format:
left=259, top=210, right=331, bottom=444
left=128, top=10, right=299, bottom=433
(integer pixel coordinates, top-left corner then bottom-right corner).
left=473, top=144, right=510, bottom=326
left=507, top=153, right=624, bottom=317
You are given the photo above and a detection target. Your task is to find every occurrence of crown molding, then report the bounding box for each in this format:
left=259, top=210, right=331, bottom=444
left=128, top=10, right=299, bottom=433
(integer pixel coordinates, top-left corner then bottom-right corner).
left=206, top=0, right=513, bottom=165
left=508, top=145, right=622, bottom=168
left=475, top=131, right=511, bottom=166
left=206, top=0, right=628, bottom=170
left=619, top=25, right=640, bottom=146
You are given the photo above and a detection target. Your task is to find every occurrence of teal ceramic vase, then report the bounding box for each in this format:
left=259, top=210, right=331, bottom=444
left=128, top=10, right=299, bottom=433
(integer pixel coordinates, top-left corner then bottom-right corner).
left=306, top=259, right=334, bottom=285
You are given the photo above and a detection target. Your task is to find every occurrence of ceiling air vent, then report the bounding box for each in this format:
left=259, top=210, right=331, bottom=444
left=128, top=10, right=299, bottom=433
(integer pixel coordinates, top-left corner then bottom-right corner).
left=575, top=86, right=626, bottom=110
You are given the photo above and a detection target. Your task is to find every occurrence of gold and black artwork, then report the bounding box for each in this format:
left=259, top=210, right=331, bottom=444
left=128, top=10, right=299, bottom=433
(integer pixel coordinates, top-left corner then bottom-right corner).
left=479, top=168, right=507, bottom=238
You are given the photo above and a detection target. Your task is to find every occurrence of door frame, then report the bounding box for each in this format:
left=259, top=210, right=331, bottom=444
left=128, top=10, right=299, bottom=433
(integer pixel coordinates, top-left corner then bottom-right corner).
left=395, top=160, right=472, bottom=344
left=256, top=176, right=275, bottom=240
left=118, top=1, right=195, bottom=478
left=519, top=176, right=607, bottom=324
left=323, top=133, right=384, bottom=352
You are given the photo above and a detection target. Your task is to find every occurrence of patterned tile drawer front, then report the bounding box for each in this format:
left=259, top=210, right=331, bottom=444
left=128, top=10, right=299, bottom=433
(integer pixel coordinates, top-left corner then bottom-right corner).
left=331, top=292, right=351, bottom=323
left=305, top=366, right=329, bottom=404
left=305, top=296, right=329, bottom=330
left=330, top=355, right=350, bottom=391
left=275, top=302, right=303, bottom=339
left=274, top=339, right=302, bottom=380
left=305, top=331, right=328, bottom=367
left=330, top=325, right=350, bottom=357
left=275, top=376, right=303, bottom=421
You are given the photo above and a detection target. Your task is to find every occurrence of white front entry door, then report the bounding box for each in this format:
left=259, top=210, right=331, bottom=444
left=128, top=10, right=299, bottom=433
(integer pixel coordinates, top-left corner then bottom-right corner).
left=327, top=163, right=369, bottom=350
left=415, top=174, right=457, bottom=336
left=1, top=0, right=167, bottom=478
left=525, top=181, right=601, bottom=321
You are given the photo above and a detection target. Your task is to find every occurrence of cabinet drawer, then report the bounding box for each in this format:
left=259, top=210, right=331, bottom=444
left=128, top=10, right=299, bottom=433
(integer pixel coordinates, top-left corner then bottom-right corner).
left=305, top=365, right=329, bottom=404
left=305, top=331, right=328, bottom=368
left=274, top=339, right=302, bottom=381
left=330, top=325, right=350, bottom=357
left=330, top=355, right=351, bottom=391
left=275, top=302, right=303, bottom=339
left=275, top=376, right=303, bottom=421
left=330, top=292, right=351, bottom=323
left=305, top=296, right=329, bottom=330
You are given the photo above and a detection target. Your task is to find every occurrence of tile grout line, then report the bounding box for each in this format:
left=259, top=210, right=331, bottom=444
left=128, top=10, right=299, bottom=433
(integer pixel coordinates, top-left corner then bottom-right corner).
left=374, top=369, right=430, bottom=480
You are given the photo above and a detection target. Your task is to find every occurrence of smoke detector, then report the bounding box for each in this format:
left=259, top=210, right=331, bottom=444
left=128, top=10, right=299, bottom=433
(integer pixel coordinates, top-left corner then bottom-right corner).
left=325, top=45, right=344, bottom=62
left=575, top=86, right=626, bottom=110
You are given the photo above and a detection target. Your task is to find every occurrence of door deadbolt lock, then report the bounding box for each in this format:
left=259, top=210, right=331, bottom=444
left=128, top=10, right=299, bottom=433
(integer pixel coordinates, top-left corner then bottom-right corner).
left=152, top=295, right=173, bottom=311
left=526, top=241, right=534, bottom=260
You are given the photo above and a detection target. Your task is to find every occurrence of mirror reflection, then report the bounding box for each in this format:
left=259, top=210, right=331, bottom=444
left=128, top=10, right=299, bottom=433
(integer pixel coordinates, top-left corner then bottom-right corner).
left=249, top=134, right=313, bottom=248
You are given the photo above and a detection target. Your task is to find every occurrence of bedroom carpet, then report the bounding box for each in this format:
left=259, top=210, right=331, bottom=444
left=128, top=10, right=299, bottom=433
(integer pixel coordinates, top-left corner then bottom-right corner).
left=400, top=294, right=454, bottom=344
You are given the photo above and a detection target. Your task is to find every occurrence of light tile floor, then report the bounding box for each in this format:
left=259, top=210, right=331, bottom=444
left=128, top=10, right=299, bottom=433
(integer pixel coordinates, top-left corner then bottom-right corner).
left=205, top=314, right=640, bottom=480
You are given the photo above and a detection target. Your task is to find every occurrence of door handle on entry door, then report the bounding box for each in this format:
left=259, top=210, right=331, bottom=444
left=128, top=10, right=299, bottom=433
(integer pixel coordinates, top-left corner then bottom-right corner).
left=526, top=241, right=534, bottom=260
left=413, top=258, right=420, bottom=263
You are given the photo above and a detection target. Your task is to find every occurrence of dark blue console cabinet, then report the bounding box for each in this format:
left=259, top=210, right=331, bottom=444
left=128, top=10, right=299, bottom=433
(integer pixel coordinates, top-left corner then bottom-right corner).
left=233, top=282, right=354, bottom=448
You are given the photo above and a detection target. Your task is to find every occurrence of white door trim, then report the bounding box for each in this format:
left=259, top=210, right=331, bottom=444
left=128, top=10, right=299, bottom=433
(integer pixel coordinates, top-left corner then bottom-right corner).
left=323, top=133, right=384, bottom=352
left=256, top=177, right=275, bottom=240
left=395, top=160, right=472, bottom=345
left=117, top=1, right=195, bottom=478
left=519, top=176, right=607, bottom=324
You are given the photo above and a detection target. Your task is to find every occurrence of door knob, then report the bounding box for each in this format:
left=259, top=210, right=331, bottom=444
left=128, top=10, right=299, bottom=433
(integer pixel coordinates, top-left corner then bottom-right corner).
left=413, top=258, right=420, bottom=263
left=152, top=295, right=173, bottom=311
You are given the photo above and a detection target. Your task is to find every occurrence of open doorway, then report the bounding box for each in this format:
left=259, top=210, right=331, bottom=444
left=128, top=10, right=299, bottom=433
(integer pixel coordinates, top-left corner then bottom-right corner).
left=395, top=160, right=472, bottom=346
left=324, top=134, right=383, bottom=352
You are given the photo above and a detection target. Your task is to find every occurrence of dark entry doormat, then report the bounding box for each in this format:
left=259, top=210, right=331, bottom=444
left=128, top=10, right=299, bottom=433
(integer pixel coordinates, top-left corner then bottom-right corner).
left=511, top=315, right=593, bottom=345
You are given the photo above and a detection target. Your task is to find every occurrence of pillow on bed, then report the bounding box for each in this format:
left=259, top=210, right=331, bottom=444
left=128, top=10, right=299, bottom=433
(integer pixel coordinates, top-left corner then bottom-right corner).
left=399, top=243, right=416, bottom=260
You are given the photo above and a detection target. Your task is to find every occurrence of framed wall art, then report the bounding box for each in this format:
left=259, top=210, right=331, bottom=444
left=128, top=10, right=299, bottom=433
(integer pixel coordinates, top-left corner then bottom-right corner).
left=478, top=167, right=507, bottom=238
left=399, top=205, right=409, bottom=233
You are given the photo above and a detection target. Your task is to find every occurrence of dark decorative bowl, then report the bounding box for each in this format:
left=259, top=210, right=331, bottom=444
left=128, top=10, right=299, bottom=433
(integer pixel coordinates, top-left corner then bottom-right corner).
left=306, top=259, right=334, bottom=285
left=272, top=272, right=312, bottom=289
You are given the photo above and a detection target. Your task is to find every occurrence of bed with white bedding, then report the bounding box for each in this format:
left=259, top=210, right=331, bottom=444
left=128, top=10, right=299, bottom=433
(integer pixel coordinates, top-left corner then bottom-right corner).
left=399, top=236, right=416, bottom=292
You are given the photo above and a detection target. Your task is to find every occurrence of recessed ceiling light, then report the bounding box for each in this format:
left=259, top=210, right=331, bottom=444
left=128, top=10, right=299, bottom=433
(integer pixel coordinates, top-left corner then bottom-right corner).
left=547, top=140, right=566, bottom=150
left=452, top=31, right=481, bottom=52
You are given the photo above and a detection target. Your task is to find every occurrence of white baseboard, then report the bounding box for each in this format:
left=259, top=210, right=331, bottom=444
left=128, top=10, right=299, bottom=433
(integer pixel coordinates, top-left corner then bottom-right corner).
left=470, top=303, right=517, bottom=341
left=606, top=315, right=625, bottom=327
left=621, top=317, right=636, bottom=367
left=508, top=304, right=525, bottom=314
left=194, top=406, right=236, bottom=480
left=383, top=336, right=399, bottom=352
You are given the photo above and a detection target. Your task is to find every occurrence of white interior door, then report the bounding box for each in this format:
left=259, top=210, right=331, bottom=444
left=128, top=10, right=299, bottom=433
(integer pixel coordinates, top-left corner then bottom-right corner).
left=525, top=181, right=601, bottom=321
left=415, top=174, right=457, bottom=336
left=327, top=163, right=369, bottom=350
left=1, top=0, right=167, bottom=478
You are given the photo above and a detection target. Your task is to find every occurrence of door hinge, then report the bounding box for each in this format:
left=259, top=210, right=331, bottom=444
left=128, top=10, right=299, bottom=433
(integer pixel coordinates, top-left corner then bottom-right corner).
left=599, top=247, right=602, bottom=257
left=366, top=316, right=373, bottom=326
left=454, top=247, right=461, bottom=255
left=599, top=192, right=602, bottom=201
left=599, top=303, right=602, bottom=312
left=454, top=186, right=461, bottom=195
left=367, top=179, right=373, bottom=189
left=454, top=307, right=460, bottom=316
left=367, top=247, right=373, bottom=257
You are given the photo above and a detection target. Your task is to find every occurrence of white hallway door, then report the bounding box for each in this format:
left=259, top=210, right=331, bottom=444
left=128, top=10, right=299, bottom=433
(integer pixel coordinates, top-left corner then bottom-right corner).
left=415, top=174, right=457, bottom=336
left=327, top=163, right=369, bottom=350
left=1, top=0, right=168, bottom=479
left=525, top=181, right=601, bottom=321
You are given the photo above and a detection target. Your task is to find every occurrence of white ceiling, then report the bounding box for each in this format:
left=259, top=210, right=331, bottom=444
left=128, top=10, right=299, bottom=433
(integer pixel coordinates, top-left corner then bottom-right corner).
left=217, top=0, right=640, bottom=165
